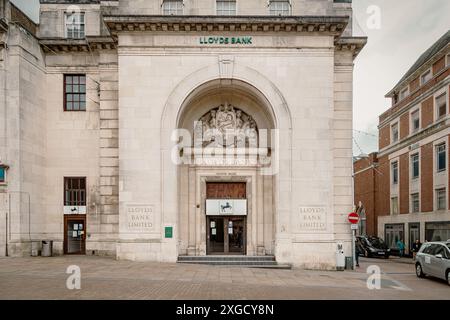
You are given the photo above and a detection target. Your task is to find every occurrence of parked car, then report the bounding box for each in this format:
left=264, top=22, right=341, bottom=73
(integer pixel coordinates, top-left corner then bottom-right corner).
left=415, top=241, right=450, bottom=286
left=357, top=236, right=391, bottom=258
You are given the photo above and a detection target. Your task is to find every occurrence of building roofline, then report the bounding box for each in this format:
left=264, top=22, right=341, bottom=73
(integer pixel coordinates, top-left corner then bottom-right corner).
left=385, top=30, right=450, bottom=98
left=103, top=15, right=350, bottom=36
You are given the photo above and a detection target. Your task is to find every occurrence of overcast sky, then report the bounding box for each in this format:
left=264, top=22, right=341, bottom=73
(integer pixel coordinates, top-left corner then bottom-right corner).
left=10, top=0, right=450, bottom=155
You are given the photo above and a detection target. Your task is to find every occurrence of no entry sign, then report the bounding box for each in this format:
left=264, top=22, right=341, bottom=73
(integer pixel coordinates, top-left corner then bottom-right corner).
left=348, top=212, right=359, bottom=224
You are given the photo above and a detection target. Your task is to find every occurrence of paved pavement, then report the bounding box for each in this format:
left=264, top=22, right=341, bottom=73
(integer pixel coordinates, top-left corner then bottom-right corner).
left=0, top=255, right=448, bottom=299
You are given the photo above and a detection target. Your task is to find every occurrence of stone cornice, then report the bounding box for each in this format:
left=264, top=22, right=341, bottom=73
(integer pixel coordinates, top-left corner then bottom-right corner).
left=103, top=15, right=349, bottom=36
left=335, top=36, right=367, bottom=58
left=39, top=36, right=116, bottom=53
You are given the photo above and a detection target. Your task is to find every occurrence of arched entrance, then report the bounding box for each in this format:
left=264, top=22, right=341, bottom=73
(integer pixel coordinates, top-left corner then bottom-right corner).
left=176, top=79, right=277, bottom=256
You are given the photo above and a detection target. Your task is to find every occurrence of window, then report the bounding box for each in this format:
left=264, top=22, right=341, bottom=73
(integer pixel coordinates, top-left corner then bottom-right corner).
left=162, top=0, right=183, bottom=15
left=64, top=177, right=86, bottom=206
left=391, top=197, right=399, bottom=215
left=65, top=12, right=85, bottom=39
left=385, top=224, right=404, bottom=249
left=436, top=188, right=446, bottom=210
left=64, top=75, right=86, bottom=111
left=391, top=161, right=398, bottom=184
left=420, top=69, right=432, bottom=85
left=391, top=123, right=399, bottom=143
left=411, top=193, right=420, bottom=213
left=436, top=143, right=446, bottom=172
left=411, top=153, right=419, bottom=179
left=399, top=87, right=408, bottom=101
left=217, top=0, right=236, bottom=15
left=269, top=0, right=290, bottom=16
left=436, top=93, right=447, bottom=119
left=0, top=166, right=5, bottom=183
left=411, top=109, right=420, bottom=133
left=426, top=222, right=450, bottom=242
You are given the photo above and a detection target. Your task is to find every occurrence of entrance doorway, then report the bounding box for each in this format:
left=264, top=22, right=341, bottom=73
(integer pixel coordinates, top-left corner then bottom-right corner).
left=64, top=215, right=86, bottom=254
left=207, top=216, right=246, bottom=255
left=409, top=223, right=420, bottom=254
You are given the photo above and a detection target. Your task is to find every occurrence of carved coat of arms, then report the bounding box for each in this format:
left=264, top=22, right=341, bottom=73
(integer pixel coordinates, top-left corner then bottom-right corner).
left=197, top=103, right=258, bottom=147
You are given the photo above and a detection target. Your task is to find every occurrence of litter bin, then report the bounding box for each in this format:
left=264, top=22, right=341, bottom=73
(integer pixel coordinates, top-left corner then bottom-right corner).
left=336, top=243, right=345, bottom=271
left=31, top=241, right=40, bottom=257
left=345, top=256, right=353, bottom=270
left=41, top=240, right=53, bottom=257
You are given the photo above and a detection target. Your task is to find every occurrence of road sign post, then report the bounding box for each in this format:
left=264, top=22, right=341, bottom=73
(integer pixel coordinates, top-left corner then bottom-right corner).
left=348, top=212, right=360, bottom=270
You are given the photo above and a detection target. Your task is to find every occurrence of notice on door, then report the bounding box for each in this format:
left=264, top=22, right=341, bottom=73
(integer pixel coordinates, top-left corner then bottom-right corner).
left=126, top=204, right=155, bottom=232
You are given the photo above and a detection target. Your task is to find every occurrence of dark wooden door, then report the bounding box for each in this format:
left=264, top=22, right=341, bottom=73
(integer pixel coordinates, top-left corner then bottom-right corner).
left=64, top=215, right=86, bottom=254
left=206, top=182, right=246, bottom=199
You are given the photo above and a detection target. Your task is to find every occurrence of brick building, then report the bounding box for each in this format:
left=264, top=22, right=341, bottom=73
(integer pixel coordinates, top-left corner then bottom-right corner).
left=354, top=30, right=450, bottom=254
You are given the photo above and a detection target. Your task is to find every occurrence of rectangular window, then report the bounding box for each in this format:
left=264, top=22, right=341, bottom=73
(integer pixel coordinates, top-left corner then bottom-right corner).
left=0, top=166, right=5, bottom=183
left=392, top=161, right=398, bottom=184
left=399, top=87, right=408, bottom=101
left=436, top=188, right=446, bottom=210
left=391, top=123, right=399, bottom=143
left=64, top=177, right=86, bottom=206
left=217, top=0, right=236, bottom=15
left=436, top=143, right=446, bottom=172
left=411, top=193, right=420, bottom=213
left=269, top=0, right=290, bottom=16
left=420, top=69, right=432, bottom=85
left=65, top=12, right=85, bottom=39
left=64, top=74, right=86, bottom=111
left=411, top=153, right=419, bottom=179
left=162, top=0, right=183, bottom=15
left=391, top=197, right=399, bottom=215
left=411, top=110, right=420, bottom=133
left=436, top=93, right=447, bottom=119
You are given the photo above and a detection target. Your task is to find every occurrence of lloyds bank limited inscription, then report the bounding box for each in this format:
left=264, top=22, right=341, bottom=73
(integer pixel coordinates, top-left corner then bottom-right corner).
left=126, top=204, right=155, bottom=232
left=297, top=206, right=327, bottom=232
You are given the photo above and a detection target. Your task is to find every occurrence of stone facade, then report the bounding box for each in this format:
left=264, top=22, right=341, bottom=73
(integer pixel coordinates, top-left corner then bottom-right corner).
left=0, top=0, right=365, bottom=269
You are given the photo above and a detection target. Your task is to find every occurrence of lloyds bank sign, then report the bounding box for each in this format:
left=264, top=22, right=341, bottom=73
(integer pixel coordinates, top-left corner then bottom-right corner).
left=199, top=36, right=253, bottom=45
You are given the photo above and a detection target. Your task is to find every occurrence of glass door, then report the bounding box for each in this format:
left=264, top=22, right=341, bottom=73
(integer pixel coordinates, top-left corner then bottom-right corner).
left=64, top=215, right=86, bottom=254
left=207, top=217, right=224, bottom=254
left=409, top=223, right=420, bottom=255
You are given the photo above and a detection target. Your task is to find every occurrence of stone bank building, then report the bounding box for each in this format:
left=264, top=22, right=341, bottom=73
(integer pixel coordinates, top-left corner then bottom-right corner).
left=0, top=0, right=365, bottom=269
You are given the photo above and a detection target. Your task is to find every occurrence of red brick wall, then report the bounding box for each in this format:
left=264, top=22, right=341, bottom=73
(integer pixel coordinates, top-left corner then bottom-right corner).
left=421, top=96, right=434, bottom=129
left=400, top=112, right=409, bottom=139
left=433, top=56, right=446, bottom=75
left=399, top=153, right=409, bottom=214
left=421, top=143, right=433, bottom=212
left=375, top=155, right=390, bottom=223
left=410, top=76, right=420, bottom=92
left=354, top=156, right=376, bottom=236
left=379, top=125, right=390, bottom=149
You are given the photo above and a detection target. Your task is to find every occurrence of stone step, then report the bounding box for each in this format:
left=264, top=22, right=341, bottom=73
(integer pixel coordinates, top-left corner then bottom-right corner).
left=178, top=255, right=276, bottom=262
left=177, top=261, right=292, bottom=269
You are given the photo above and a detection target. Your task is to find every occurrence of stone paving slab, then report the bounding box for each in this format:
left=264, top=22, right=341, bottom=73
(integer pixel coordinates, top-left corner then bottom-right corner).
left=0, top=256, right=448, bottom=299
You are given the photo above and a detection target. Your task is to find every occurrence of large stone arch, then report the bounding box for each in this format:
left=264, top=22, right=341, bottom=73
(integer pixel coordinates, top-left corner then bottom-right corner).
left=159, top=62, right=294, bottom=260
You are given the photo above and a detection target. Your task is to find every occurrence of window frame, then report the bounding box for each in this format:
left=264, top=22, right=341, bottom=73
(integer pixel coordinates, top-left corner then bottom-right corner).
left=391, top=122, right=399, bottom=143
left=391, top=161, right=399, bottom=185
left=0, top=165, right=7, bottom=184
left=64, top=177, right=87, bottom=207
left=216, top=0, right=237, bottom=16
left=411, top=193, right=420, bottom=213
left=391, top=197, right=399, bottom=216
left=436, top=143, right=446, bottom=172
left=64, top=11, right=85, bottom=39
left=269, top=0, right=291, bottom=16
left=411, top=153, right=419, bottom=179
left=436, top=188, right=446, bottom=211
left=399, top=87, right=409, bottom=101
left=435, top=92, right=447, bottom=120
left=63, top=74, right=87, bottom=112
left=420, top=68, right=432, bottom=85
left=162, top=0, right=184, bottom=15
left=410, top=109, right=420, bottom=133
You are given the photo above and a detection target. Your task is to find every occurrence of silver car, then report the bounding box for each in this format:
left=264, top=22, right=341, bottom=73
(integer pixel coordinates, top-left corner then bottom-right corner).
left=415, top=241, right=450, bottom=286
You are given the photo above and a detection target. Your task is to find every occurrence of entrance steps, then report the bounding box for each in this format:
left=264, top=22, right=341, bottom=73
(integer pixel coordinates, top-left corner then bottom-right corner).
left=177, top=255, right=291, bottom=269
